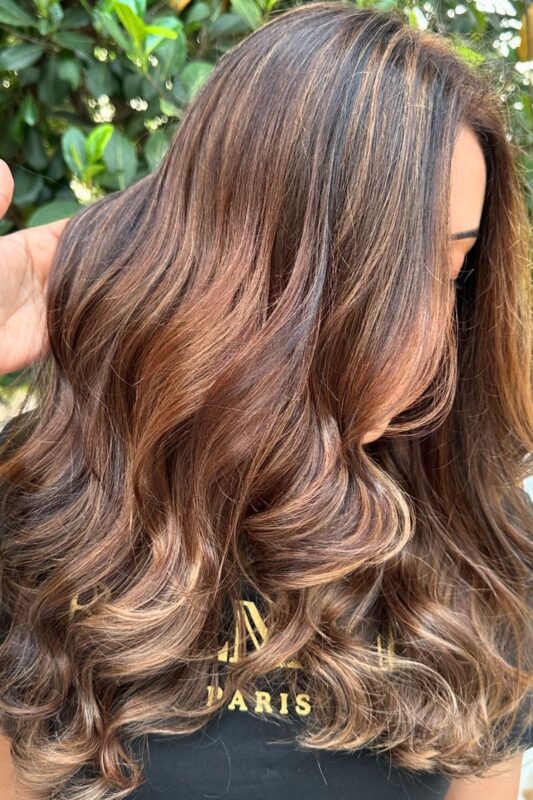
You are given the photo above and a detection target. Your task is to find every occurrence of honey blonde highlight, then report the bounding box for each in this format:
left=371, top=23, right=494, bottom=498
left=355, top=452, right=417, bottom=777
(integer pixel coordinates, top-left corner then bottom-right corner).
left=1, top=3, right=532, bottom=798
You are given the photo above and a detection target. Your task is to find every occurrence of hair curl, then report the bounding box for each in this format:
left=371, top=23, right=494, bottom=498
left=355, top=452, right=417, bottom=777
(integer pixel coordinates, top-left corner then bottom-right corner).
left=1, top=3, right=532, bottom=798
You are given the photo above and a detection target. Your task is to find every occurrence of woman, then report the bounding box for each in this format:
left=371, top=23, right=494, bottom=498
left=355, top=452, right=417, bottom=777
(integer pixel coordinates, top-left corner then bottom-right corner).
left=0, top=3, right=532, bottom=799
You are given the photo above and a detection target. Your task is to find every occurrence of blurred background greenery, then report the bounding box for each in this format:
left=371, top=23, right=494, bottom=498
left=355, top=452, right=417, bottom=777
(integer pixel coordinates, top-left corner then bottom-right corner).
left=0, top=0, right=532, bottom=410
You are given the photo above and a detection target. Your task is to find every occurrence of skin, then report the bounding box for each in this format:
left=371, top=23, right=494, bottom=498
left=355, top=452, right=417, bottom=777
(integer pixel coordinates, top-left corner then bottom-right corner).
left=0, top=159, right=67, bottom=375
left=361, top=121, right=488, bottom=445
left=0, top=126, right=525, bottom=797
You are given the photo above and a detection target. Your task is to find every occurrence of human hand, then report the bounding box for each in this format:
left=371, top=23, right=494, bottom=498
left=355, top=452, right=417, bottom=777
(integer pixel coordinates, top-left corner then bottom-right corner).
left=0, top=160, right=69, bottom=375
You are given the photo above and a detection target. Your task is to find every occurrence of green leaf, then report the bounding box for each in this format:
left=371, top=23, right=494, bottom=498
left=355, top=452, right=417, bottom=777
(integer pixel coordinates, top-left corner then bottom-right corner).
left=24, top=128, right=48, bottom=171
left=144, top=25, right=178, bottom=38
left=139, top=76, right=158, bottom=101
left=20, top=94, right=38, bottom=126
left=230, top=0, right=261, bottom=31
left=178, top=60, right=214, bottom=102
left=18, top=65, right=40, bottom=86
left=146, top=13, right=182, bottom=31
left=113, top=2, right=146, bottom=51
left=12, top=166, right=44, bottom=206
left=61, top=128, right=88, bottom=177
left=53, top=31, right=94, bottom=55
left=86, top=61, right=118, bottom=97
left=185, top=2, right=211, bottom=24
left=95, top=9, right=131, bottom=53
left=122, top=72, right=144, bottom=98
left=159, top=97, right=181, bottom=117
left=0, top=142, right=16, bottom=164
left=60, top=7, right=90, bottom=29
left=130, top=0, right=146, bottom=15
left=0, top=44, right=44, bottom=72
left=151, top=33, right=187, bottom=80
left=37, top=58, right=69, bottom=105
left=144, top=129, right=170, bottom=170
left=452, top=42, right=485, bottom=66
left=103, top=130, right=138, bottom=189
left=407, top=6, right=428, bottom=30
left=37, top=16, right=55, bottom=36
left=466, top=5, right=487, bottom=36
left=85, top=124, right=115, bottom=163
left=8, top=113, right=24, bottom=145
left=125, top=110, right=151, bottom=137
left=46, top=149, right=66, bottom=181
left=207, top=12, right=249, bottom=40
left=85, top=163, right=106, bottom=181
left=144, top=25, right=178, bottom=54
left=57, top=56, right=81, bottom=89
left=0, top=218, right=14, bottom=235
left=26, top=200, right=81, bottom=227
left=47, top=2, right=64, bottom=29
left=0, top=0, right=35, bottom=27
left=104, top=0, right=146, bottom=15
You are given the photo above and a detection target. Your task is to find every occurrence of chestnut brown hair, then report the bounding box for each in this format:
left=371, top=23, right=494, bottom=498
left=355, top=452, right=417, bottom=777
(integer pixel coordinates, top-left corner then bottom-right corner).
left=1, top=3, right=532, bottom=798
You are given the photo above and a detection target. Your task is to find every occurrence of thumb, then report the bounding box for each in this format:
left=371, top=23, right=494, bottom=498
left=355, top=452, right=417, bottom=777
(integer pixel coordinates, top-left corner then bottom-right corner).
left=0, top=160, right=14, bottom=220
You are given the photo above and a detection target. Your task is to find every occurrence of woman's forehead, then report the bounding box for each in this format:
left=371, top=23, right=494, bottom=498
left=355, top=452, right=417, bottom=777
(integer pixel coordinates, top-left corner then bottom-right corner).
left=449, top=124, right=487, bottom=237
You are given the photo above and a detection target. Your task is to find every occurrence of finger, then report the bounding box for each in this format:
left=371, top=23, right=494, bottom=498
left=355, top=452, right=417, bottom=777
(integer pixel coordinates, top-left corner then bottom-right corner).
left=0, top=160, right=14, bottom=219
left=7, top=216, right=70, bottom=286
left=31, top=216, right=71, bottom=239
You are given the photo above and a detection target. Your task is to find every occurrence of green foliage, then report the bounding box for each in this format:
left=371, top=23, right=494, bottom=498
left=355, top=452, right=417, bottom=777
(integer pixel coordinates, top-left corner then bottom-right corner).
left=0, top=0, right=262, bottom=237
left=0, top=0, right=531, bottom=403
left=0, top=0, right=531, bottom=233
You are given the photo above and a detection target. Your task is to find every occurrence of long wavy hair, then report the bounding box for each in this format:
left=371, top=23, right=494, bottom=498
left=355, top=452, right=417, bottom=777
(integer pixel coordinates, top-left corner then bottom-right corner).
left=1, top=2, right=532, bottom=798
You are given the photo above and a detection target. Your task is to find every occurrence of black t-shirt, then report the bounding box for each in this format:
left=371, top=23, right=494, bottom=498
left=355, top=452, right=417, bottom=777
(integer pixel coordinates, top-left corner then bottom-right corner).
left=125, top=714, right=453, bottom=800
left=119, top=584, right=531, bottom=800
left=1, top=414, right=531, bottom=799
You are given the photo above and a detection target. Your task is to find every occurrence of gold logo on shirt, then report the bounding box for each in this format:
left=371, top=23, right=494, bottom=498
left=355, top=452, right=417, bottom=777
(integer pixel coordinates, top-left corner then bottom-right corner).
left=217, top=598, right=302, bottom=669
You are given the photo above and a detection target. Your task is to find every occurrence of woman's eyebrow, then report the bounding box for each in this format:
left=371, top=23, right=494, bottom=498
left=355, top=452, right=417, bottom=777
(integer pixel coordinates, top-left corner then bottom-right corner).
left=450, top=228, right=479, bottom=240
